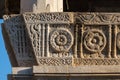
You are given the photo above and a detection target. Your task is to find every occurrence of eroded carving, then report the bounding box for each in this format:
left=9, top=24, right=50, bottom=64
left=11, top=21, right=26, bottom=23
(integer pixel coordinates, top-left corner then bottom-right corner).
left=84, top=29, right=106, bottom=53
left=3, top=15, right=36, bottom=66
left=38, top=57, right=72, bottom=66
left=74, top=59, right=120, bottom=65
left=4, top=13, right=120, bottom=67
left=76, top=13, right=120, bottom=24
left=50, top=28, right=74, bottom=52
left=117, top=32, right=120, bottom=49
left=23, top=13, right=73, bottom=24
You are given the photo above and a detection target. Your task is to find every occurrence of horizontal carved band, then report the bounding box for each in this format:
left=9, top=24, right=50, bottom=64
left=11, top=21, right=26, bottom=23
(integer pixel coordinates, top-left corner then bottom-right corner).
left=23, top=13, right=74, bottom=24
left=36, top=58, right=120, bottom=66
left=37, top=57, right=72, bottom=66
left=4, top=13, right=120, bottom=24
left=74, top=59, right=120, bottom=65
left=76, top=13, right=120, bottom=24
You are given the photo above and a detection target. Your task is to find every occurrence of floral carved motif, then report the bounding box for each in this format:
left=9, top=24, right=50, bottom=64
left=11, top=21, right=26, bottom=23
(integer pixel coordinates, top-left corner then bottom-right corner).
left=84, top=29, right=106, bottom=53
left=50, top=28, right=74, bottom=52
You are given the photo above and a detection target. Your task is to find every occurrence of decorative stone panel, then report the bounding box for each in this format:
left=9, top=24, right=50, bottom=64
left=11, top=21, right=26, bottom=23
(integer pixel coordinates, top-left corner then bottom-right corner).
left=23, top=13, right=120, bottom=66
left=3, top=12, right=120, bottom=80
left=3, top=15, right=37, bottom=66
left=23, top=13, right=74, bottom=65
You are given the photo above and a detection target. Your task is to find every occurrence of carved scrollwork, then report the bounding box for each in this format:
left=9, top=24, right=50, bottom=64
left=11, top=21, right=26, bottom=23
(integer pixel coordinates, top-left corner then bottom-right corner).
left=117, top=32, right=120, bottom=49
left=76, top=13, right=120, bottom=24
left=23, top=13, right=73, bottom=23
left=50, top=28, right=74, bottom=52
left=84, top=29, right=106, bottom=52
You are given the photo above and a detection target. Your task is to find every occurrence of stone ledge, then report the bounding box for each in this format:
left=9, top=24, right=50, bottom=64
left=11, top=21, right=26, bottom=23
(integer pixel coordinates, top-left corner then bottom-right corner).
left=33, top=65, right=120, bottom=74
left=12, top=67, right=32, bottom=74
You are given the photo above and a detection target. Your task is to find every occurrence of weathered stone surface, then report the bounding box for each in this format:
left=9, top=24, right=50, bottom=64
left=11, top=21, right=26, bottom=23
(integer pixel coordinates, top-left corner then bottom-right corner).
left=3, top=12, right=120, bottom=80
left=33, top=65, right=120, bottom=74
left=23, top=13, right=74, bottom=23
left=3, top=15, right=37, bottom=67
left=12, top=67, right=32, bottom=75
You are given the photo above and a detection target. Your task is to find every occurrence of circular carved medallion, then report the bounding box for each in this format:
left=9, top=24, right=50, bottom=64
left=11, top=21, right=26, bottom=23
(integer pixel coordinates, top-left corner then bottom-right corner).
left=117, top=32, right=120, bottom=49
left=50, top=28, right=74, bottom=52
left=84, top=29, right=106, bottom=52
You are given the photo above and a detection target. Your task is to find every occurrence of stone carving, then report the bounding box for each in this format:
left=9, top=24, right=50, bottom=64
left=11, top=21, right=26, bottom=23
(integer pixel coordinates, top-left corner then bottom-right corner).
left=81, top=25, right=109, bottom=58
left=3, top=15, right=36, bottom=66
left=3, top=15, right=24, bottom=24
left=117, top=32, right=120, bottom=49
left=4, top=12, right=120, bottom=80
left=76, top=13, right=120, bottom=24
left=4, top=13, right=120, bottom=67
left=23, top=13, right=120, bottom=65
left=50, top=28, right=74, bottom=52
left=26, top=24, right=45, bottom=57
left=84, top=29, right=106, bottom=53
left=23, top=13, right=73, bottom=24
left=74, top=59, right=120, bottom=65
left=38, top=57, right=72, bottom=66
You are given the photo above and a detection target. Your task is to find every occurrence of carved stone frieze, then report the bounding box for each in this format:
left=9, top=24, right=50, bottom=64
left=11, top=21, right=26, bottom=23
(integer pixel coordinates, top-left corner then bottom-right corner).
left=4, top=12, right=120, bottom=67
left=75, top=13, right=120, bottom=24
left=74, top=59, right=120, bottom=65
left=25, top=23, right=74, bottom=64
left=23, top=13, right=74, bottom=24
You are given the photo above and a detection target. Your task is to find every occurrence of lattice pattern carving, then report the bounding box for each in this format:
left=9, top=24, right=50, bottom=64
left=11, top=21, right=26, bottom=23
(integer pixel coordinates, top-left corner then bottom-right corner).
left=3, top=15, right=36, bottom=66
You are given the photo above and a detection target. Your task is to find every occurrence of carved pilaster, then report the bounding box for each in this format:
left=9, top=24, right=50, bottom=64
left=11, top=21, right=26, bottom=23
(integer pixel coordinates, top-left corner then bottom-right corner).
left=80, top=24, right=84, bottom=58
left=113, top=25, right=117, bottom=58
left=46, top=24, right=50, bottom=57
left=108, top=25, right=112, bottom=58
left=74, top=24, right=78, bottom=58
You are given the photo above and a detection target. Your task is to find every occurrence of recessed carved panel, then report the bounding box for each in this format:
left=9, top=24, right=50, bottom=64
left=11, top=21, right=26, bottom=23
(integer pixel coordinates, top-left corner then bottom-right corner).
left=80, top=25, right=109, bottom=58
left=84, top=29, right=106, bottom=53
left=50, top=28, right=74, bottom=52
